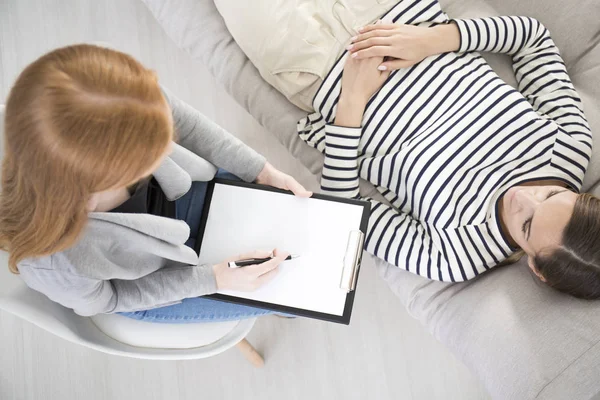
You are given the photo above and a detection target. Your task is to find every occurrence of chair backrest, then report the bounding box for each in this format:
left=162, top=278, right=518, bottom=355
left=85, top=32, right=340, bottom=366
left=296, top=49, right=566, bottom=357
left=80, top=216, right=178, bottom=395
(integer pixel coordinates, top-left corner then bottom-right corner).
left=0, top=104, right=254, bottom=360
left=0, top=246, right=255, bottom=360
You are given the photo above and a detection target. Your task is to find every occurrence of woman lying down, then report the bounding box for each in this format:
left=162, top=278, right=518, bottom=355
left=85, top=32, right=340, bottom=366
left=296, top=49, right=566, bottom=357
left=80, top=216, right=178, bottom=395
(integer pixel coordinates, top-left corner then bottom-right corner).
left=298, top=9, right=599, bottom=297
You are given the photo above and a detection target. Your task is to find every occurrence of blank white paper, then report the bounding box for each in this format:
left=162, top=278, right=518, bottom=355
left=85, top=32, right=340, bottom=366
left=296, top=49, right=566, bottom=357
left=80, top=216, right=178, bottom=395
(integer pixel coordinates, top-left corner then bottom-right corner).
left=197, top=183, right=365, bottom=316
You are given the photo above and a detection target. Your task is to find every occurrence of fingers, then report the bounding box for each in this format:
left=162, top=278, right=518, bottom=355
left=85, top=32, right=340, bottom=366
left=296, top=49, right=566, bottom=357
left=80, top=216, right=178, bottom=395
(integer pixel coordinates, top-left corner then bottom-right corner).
left=286, top=177, right=312, bottom=198
left=245, top=250, right=290, bottom=276
left=350, top=30, right=393, bottom=47
left=357, top=23, right=397, bottom=34
left=378, top=59, right=418, bottom=71
left=254, top=266, right=280, bottom=287
left=226, top=249, right=273, bottom=263
left=379, top=70, right=392, bottom=82
left=347, top=37, right=390, bottom=53
left=267, top=169, right=311, bottom=197
left=351, top=46, right=389, bottom=59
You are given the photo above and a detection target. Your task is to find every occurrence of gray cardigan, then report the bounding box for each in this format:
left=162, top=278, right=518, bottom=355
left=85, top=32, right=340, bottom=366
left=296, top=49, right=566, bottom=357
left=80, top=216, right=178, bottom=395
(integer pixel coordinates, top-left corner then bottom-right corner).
left=17, top=88, right=266, bottom=316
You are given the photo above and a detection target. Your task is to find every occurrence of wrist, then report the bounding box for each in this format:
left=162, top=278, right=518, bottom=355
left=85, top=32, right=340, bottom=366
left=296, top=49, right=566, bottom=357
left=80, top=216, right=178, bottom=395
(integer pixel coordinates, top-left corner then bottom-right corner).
left=429, top=23, right=461, bottom=54
left=212, top=263, right=228, bottom=291
left=339, top=92, right=369, bottom=108
left=335, top=95, right=367, bottom=127
left=256, top=161, right=273, bottom=183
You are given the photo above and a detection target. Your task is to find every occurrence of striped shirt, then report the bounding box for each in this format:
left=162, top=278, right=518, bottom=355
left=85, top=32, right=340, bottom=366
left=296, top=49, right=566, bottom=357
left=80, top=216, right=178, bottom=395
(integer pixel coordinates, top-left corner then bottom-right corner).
left=296, top=1, right=593, bottom=282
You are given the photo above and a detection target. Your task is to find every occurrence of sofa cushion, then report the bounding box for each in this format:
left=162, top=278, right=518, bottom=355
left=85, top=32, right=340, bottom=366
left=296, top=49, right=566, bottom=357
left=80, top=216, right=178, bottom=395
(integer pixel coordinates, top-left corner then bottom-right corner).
left=372, top=252, right=600, bottom=400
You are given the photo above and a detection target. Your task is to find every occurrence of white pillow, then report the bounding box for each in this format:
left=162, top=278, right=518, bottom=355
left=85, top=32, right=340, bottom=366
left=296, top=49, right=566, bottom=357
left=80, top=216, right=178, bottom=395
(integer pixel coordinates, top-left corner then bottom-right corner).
left=213, top=0, right=399, bottom=111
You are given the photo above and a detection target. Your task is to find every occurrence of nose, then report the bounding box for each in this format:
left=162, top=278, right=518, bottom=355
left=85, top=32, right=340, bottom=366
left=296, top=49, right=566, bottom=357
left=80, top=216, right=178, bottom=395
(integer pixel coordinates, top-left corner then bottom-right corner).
left=514, top=189, right=541, bottom=210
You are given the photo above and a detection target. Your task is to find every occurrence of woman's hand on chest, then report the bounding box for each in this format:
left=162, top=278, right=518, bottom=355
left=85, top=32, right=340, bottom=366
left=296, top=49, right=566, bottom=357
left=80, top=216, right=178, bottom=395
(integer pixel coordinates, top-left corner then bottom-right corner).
left=335, top=53, right=390, bottom=127
left=347, top=21, right=460, bottom=71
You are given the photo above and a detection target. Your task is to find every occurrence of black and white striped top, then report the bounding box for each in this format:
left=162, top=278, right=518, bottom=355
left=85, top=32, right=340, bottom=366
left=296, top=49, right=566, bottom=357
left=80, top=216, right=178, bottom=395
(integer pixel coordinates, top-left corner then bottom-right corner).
left=297, top=1, right=593, bottom=282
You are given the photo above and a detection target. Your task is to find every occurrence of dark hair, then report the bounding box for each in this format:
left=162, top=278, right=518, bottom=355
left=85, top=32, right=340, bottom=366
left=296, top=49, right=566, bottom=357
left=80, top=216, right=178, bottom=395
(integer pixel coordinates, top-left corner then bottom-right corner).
left=533, top=193, right=600, bottom=299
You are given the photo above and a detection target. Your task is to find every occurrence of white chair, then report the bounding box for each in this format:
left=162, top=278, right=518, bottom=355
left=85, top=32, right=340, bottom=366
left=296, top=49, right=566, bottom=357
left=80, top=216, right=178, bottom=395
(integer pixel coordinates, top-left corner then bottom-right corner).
left=0, top=105, right=264, bottom=365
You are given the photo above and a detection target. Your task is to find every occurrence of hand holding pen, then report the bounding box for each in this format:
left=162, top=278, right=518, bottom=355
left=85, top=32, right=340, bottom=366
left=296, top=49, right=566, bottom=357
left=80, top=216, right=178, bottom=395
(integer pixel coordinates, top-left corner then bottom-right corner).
left=212, top=249, right=292, bottom=292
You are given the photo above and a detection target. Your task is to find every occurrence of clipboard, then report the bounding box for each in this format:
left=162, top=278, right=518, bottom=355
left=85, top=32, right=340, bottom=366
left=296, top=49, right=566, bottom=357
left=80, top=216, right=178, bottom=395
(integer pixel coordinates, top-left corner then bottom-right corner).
left=194, top=179, right=371, bottom=325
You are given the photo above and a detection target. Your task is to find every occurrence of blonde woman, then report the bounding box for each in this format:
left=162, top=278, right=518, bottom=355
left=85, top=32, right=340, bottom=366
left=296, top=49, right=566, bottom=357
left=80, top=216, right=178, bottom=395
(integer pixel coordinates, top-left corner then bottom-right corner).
left=1, top=45, right=311, bottom=322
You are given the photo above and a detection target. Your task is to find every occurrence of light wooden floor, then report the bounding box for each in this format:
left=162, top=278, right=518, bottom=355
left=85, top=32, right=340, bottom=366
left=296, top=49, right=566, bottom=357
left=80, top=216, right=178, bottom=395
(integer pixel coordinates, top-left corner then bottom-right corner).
left=0, top=1, right=490, bottom=399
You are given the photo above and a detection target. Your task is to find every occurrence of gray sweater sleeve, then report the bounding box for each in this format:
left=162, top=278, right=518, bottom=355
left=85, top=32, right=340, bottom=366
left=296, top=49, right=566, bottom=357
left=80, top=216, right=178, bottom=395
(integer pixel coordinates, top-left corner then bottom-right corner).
left=19, top=261, right=217, bottom=316
left=161, top=86, right=267, bottom=182
left=17, top=226, right=219, bottom=316
left=107, top=264, right=217, bottom=314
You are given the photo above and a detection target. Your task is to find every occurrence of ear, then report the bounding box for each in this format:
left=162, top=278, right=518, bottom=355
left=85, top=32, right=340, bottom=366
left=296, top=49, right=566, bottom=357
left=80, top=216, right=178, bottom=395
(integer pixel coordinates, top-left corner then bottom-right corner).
left=527, top=256, right=546, bottom=282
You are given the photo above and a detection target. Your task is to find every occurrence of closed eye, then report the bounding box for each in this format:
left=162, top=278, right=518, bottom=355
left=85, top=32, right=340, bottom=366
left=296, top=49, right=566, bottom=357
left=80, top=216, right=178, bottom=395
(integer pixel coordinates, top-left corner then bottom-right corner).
left=522, top=218, right=532, bottom=237
left=546, top=189, right=564, bottom=199
left=523, top=189, right=567, bottom=240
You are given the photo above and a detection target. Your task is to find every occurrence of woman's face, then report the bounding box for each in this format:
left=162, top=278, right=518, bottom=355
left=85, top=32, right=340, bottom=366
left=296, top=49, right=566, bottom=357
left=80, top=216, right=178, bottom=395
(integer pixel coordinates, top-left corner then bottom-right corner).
left=502, top=185, right=577, bottom=274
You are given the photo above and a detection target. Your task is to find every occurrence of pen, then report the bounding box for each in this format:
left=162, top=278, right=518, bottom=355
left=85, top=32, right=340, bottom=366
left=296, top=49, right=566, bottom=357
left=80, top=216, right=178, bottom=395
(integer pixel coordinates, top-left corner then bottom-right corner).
left=228, top=254, right=300, bottom=268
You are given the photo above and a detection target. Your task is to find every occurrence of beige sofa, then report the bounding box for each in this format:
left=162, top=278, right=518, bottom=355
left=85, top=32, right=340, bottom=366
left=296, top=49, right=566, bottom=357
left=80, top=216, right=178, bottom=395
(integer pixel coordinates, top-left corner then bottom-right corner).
left=142, top=0, right=600, bottom=398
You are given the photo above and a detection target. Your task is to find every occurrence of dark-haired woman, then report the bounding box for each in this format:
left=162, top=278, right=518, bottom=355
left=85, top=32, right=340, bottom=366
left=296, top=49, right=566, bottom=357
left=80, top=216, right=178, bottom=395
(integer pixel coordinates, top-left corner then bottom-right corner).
left=298, top=12, right=599, bottom=299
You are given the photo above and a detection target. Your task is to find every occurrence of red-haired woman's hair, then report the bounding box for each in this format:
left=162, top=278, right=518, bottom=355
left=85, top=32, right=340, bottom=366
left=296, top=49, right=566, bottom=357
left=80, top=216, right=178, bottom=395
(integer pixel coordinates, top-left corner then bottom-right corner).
left=1, top=44, right=173, bottom=272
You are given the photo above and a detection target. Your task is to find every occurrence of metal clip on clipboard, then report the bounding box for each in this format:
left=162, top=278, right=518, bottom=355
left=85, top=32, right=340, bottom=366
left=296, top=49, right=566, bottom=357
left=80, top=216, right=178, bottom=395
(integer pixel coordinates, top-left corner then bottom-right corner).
left=339, top=230, right=365, bottom=293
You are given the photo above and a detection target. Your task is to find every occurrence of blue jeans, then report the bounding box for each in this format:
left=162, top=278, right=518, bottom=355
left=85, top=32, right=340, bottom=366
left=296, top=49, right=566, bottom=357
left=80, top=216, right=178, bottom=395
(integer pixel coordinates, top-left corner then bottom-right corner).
left=119, top=169, right=274, bottom=323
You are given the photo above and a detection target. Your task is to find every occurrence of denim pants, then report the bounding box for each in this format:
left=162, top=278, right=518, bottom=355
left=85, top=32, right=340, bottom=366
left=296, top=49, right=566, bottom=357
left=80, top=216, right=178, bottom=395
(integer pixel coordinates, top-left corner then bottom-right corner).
left=119, top=170, right=274, bottom=323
